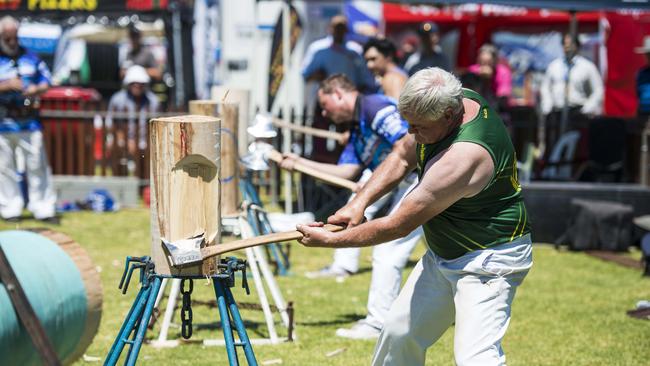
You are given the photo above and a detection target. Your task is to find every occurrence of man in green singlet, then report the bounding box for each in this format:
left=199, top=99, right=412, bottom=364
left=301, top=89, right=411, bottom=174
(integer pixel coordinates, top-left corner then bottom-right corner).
left=296, top=67, right=532, bottom=366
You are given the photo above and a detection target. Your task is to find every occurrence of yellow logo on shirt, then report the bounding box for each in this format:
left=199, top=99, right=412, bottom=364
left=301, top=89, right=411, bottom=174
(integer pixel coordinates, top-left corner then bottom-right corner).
left=417, top=144, right=426, bottom=173
left=510, top=156, right=521, bottom=192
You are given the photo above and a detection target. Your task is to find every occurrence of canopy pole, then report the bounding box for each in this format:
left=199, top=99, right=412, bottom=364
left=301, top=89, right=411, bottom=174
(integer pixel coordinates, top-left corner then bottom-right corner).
left=569, top=10, right=578, bottom=39
left=171, top=2, right=185, bottom=109
left=282, top=1, right=292, bottom=214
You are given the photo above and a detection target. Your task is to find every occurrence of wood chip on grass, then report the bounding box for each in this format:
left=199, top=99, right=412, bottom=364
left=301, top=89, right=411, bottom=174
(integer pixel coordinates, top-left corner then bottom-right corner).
left=262, top=359, right=282, bottom=365
left=326, top=348, right=347, bottom=357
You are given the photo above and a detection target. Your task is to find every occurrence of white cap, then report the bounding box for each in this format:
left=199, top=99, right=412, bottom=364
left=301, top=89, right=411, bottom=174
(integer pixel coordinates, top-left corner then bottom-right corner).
left=123, top=65, right=150, bottom=85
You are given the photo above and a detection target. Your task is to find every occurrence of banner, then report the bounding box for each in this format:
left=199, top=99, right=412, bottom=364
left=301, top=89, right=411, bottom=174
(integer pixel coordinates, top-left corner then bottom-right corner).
left=385, top=1, right=650, bottom=11
left=267, top=4, right=302, bottom=110
left=0, top=0, right=168, bottom=12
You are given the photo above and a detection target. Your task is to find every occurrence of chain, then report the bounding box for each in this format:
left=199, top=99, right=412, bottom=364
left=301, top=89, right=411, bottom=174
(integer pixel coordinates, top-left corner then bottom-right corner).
left=180, top=279, right=194, bottom=339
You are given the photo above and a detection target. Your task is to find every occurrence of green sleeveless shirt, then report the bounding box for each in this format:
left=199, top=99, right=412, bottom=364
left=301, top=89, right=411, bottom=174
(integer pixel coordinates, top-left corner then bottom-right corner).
left=416, top=88, right=531, bottom=259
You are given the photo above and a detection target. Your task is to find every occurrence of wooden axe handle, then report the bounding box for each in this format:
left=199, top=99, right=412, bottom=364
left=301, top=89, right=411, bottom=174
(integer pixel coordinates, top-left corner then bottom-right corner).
left=272, top=117, right=346, bottom=144
left=266, top=150, right=359, bottom=192
left=201, top=224, right=344, bottom=259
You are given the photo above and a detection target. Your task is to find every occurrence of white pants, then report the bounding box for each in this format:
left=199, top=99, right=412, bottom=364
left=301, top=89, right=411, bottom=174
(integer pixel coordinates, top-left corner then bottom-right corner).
left=331, top=172, right=423, bottom=329
left=0, top=130, right=56, bottom=219
left=372, top=235, right=533, bottom=366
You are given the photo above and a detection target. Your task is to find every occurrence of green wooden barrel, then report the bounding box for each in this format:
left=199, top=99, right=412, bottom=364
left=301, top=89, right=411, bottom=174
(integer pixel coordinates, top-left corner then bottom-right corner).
left=0, top=229, right=102, bottom=365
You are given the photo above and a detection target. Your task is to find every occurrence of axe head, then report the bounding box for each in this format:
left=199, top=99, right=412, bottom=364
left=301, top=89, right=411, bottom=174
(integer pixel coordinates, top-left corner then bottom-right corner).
left=241, top=141, right=274, bottom=171
left=162, top=233, right=205, bottom=267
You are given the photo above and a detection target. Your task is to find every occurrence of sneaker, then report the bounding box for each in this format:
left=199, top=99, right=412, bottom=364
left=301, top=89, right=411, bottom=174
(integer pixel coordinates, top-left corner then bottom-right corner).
left=39, top=216, right=61, bottom=225
left=335, top=321, right=381, bottom=340
left=304, top=266, right=351, bottom=279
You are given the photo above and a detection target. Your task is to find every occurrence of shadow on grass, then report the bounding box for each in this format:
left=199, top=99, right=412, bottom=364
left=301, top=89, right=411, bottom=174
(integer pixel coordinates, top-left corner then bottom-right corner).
left=296, top=313, right=365, bottom=327
left=153, top=320, right=279, bottom=339
left=353, top=259, right=419, bottom=275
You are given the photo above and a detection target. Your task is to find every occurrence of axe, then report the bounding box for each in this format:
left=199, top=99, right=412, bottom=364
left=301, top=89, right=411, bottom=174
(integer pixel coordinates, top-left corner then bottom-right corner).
left=163, top=224, right=345, bottom=267
left=242, top=141, right=359, bottom=191
left=271, top=117, right=347, bottom=145
left=264, top=149, right=359, bottom=191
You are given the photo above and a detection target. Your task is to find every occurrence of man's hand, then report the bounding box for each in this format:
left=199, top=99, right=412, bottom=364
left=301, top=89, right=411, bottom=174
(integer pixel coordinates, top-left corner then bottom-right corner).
left=296, top=222, right=335, bottom=247
left=22, top=84, right=40, bottom=97
left=305, top=70, right=326, bottom=83
left=338, top=130, right=351, bottom=145
left=3, top=77, right=23, bottom=92
left=280, top=152, right=301, bottom=171
left=580, top=105, right=598, bottom=119
left=328, top=201, right=366, bottom=228
left=477, top=65, right=494, bottom=79
left=128, top=139, right=137, bottom=155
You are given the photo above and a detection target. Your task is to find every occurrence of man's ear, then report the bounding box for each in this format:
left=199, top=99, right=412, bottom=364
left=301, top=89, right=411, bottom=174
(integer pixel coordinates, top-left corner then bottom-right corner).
left=334, top=88, right=343, bottom=101
left=444, top=108, right=454, bottom=122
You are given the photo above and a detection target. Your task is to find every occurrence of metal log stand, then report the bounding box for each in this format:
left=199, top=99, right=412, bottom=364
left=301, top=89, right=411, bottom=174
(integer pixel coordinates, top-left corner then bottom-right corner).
left=240, top=170, right=291, bottom=276
left=104, top=256, right=258, bottom=366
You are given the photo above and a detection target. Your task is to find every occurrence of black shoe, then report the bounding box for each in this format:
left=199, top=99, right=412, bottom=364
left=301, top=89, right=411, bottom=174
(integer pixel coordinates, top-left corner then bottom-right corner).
left=644, top=257, right=650, bottom=277
left=39, top=216, right=61, bottom=225
left=3, top=216, right=21, bottom=223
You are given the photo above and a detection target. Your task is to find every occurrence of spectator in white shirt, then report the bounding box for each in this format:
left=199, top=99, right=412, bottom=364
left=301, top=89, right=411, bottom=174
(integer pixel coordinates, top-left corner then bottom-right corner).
left=539, top=34, right=604, bottom=150
left=540, top=34, right=603, bottom=116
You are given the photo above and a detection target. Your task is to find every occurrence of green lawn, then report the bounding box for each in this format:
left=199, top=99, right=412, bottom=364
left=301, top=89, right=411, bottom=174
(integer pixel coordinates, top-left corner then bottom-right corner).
left=1, top=208, right=649, bottom=365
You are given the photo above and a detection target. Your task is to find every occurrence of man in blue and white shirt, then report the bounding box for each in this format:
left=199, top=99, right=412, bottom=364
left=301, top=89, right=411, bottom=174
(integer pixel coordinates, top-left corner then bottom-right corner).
left=280, top=74, right=422, bottom=339
left=0, top=16, right=56, bottom=222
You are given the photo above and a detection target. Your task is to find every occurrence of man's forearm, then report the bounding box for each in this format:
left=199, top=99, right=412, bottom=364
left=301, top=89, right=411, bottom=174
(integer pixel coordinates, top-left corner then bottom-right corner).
left=326, top=215, right=413, bottom=248
left=35, top=82, right=49, bottom=95
left=349, top=136, right=416, bottom=209
left=296, top=157, right=359, bottom=180
left=147, top=67, right=162, bottom=80
left=0, top=79, right=18, bottom=93
left=351, top=156, right=409, bottom=209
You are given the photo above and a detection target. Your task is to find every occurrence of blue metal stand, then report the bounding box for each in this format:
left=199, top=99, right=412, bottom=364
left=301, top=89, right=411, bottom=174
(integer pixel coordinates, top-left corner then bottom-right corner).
left=240, top=172, right=291, bottom=276
left=104, top=256, right=258, bottom=366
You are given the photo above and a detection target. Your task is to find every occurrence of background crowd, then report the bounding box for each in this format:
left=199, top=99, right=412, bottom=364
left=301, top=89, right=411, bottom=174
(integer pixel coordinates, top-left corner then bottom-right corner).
left=2, top=7, right=650, bottom=223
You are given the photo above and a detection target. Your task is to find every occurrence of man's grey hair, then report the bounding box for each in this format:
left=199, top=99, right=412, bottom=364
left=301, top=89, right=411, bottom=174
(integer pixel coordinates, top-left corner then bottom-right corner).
left=0, top=16, right=19, bottom=34
left=398, top=67, right=463, bottom=122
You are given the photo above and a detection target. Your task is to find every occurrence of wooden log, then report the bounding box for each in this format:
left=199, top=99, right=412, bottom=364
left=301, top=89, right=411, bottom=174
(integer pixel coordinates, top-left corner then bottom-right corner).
left=211, top=86, right=250, bottom=156
left=150, top=115, right=221, bottom=276
left=189, top=100, right=240, bottom=216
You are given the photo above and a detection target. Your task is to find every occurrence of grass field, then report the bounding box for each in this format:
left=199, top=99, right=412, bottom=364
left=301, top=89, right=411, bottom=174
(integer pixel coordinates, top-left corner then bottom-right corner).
left=1, top=208, right=649, bottom=365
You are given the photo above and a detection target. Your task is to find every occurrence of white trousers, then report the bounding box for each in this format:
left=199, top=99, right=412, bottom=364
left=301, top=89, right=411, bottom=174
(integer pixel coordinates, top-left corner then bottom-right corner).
left=372, top=235, right=533, bottom=366
left=0, top=130, right=56, bottom=219
left=331, top=173, right=423, bottom=329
